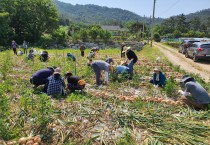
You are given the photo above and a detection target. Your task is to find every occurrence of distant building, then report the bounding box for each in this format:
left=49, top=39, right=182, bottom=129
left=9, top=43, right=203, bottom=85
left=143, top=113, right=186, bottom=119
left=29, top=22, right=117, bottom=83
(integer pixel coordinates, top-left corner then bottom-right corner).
left=101, top=25, right=129, bottom=36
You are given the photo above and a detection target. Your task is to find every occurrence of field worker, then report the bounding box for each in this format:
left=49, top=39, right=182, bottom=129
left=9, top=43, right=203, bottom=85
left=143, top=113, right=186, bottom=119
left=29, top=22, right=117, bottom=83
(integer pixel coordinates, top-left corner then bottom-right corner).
left=17, top=50, right=23, bottom=56
left=121, top=44, right=126, bottom=58
left=150, top=67, right=166, bottom=88
left=122, top=46, right=138, bottom=79
left=87, top=50, right=95, bottom=61
left=105, top=57, right=114, bottom=65
left=40, top=50, right=49, bottom=62
left=114, top=59, right=135, bottom=78
left=178, top=75, right=210, bottom=110
left=27, top=49, right=34, bottom=60
left=47, top=68, right=66, bottom=97
left=30, top=67, right=55, bottom=91
left=32, top=48, right=37, bottom=55
left=23, top=40, right=28, bottom=54
left=91, top=60, right=113, bottom=86
left=80, top=44, right=85, bottom=57
left=91, top=46, right=99, bottom=53
left=67, top=53, right=76, bottom=61
left=65, top=72, right=86, bottom=93
left=11, top=40, right=17, bottom=55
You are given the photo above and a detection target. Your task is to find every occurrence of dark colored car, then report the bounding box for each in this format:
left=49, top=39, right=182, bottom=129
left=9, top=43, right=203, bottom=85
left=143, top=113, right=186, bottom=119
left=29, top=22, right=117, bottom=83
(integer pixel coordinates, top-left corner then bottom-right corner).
left=179, top=40, right=200, bottom=54
left=185, top=42, right=210, bottom=62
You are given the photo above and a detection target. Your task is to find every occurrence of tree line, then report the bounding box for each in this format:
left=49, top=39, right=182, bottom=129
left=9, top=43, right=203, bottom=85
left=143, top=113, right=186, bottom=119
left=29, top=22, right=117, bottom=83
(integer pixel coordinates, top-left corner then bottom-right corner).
left=154, top=14, right=210, bottom=41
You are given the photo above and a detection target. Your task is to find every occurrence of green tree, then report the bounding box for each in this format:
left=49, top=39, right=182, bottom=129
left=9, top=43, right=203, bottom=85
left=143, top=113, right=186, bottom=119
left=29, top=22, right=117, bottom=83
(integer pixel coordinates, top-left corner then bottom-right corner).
left=189, top=17, right=201, bottom=31
left=52, top=26, right=68, bottom=44
left=0, top=12, right=12, bottom=45
left=102, top=30, right=111, bottom=43
left=79, top=29, right=88, bottom=42
left=175, top=14, right=188, bottom=33
left=1, top=0, right=59, bottom=43
left=153, top=33, right=161, bottom=42
left=88, top=26, right=99, bottom=41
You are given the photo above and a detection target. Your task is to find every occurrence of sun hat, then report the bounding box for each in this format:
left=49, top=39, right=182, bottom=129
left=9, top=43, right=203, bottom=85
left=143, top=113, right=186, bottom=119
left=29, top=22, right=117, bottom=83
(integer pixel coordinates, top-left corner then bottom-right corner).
left=64, top=72, right=72, bottom=78
left=154, top=67, right=160, bottom=71
left=180, top=74, right=194, bottom=83
left=54, top=67, right=61, bottom=74
left=122, top=46, right=131, bottom=53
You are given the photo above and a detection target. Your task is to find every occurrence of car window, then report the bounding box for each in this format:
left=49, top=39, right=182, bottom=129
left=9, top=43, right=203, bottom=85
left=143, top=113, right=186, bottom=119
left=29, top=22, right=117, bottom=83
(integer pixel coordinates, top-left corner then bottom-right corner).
left=201, top=44, right=210, bottom=48
left=189, top=41, right=200, bottom=43
left=192, top=44, right=197, bottom=47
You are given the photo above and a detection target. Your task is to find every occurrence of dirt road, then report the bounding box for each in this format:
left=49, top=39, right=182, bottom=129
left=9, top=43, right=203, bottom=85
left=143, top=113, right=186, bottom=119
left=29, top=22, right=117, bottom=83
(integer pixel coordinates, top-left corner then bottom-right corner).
left=154, top=42, right=210, bottom=82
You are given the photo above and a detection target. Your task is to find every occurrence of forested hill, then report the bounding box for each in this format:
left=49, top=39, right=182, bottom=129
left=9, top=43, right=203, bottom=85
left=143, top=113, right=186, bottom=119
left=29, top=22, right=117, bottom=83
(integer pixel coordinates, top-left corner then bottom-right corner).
left=54, top=0, right=164, bottom=25
left=185, top=8, right=210, bottom=23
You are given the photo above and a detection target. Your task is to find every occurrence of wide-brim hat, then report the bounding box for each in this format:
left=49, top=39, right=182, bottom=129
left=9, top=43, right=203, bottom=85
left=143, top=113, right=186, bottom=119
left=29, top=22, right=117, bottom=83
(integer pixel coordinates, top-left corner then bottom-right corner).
left=64, top=72, right=72, bottom=78
left=122, top=46, right=131, bottom=53
left=180, top=75, right=194, bottom=83
left=54, top=67, right=61, bottom=74
left=154, top=67, right=160, bottom=71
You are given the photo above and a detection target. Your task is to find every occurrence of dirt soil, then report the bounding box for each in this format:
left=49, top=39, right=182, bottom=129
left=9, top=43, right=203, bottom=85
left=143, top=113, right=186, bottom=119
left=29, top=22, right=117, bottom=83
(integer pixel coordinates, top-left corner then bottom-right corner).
left=154, top=42, right=210, bottom=82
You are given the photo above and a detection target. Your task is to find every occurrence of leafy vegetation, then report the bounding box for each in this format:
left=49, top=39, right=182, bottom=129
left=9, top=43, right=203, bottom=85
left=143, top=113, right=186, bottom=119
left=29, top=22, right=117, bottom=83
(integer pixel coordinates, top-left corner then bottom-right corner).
left=0, top=45, right=210, bottom=144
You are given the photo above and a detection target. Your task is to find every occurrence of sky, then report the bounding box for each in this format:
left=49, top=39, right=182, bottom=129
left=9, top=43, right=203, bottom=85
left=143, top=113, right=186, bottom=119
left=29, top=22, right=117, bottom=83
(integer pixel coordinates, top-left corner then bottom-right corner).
left=58, top=0, right=210, bottom=18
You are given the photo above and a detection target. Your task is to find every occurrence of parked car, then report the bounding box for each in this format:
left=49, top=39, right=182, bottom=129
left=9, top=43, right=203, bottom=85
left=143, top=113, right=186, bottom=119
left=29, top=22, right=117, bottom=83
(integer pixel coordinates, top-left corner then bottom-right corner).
left=185, top=42, right=210, bottom=62
left=179, top=40, right=200, bottom=54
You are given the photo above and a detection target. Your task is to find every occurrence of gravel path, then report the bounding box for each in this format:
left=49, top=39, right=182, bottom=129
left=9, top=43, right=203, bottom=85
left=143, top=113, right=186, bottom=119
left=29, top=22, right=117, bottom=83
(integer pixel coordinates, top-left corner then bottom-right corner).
left=154, top=42, right=210, bottom=82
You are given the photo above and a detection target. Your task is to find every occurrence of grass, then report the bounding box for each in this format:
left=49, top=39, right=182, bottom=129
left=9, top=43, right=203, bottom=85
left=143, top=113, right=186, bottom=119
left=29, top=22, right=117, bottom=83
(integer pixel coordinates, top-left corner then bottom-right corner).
left=0, top=46, right=210, bottom=144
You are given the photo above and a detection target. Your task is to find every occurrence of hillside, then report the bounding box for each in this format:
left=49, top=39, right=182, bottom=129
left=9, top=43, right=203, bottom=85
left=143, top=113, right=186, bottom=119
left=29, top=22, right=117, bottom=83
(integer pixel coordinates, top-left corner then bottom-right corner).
left=54, top=0, right=164, bottom=25
left=185, top=8, right=210, bottom=23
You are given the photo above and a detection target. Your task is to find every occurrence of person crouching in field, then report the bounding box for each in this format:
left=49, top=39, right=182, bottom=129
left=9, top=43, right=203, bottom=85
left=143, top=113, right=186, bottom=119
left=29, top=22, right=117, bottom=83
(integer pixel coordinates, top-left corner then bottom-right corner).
left=90, top=60, right=113, bottom=86
left=67, top=53, right=76, bottom=61
left=122, top=46, right=138, bottom=79
left=30, top=67, right=55, bottom=92
left=27, top=49, right=34, bottom=60
left=47, top=68, right=66, bottom=97
left=150, top=67, right=166, bottom=88
left=178, top=75, right=210, bottom=110
left=39, top=50, right=49, bottom=62
left=113, top=60, right=135, bottom=79
left=65, top=72, right=86, bottom=93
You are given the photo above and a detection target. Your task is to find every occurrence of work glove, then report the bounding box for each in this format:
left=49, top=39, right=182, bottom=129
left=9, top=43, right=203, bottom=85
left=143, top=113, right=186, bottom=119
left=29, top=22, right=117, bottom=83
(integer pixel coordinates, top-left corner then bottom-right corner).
left=154, top=85, right=158, bottom=88
left=178, top=90, right=183, bottom=94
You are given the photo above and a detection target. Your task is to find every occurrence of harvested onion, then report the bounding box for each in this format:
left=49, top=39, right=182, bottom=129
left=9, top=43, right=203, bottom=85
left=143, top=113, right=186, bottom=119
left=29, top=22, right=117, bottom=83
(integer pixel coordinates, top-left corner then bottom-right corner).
left=19, top=137, right=27, bottom=145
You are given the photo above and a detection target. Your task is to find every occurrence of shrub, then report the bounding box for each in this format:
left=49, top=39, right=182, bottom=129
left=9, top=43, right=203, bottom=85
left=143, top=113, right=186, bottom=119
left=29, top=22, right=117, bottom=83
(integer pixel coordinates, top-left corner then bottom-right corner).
left=154, top=33, right=161, bottom=42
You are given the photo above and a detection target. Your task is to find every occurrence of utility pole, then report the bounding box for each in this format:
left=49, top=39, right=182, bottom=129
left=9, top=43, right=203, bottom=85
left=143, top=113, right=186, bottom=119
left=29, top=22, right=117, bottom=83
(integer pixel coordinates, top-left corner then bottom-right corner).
left=142, top=15, right=145, bottom=40
left=150, top=0, right=156, bottom=47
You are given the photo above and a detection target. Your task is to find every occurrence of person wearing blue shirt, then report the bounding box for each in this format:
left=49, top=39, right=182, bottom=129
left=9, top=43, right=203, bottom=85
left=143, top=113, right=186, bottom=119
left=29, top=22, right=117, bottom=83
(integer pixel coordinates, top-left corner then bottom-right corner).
left=67, top=53, right=76, bottom=61
left=150, top=67, right=166, bottom=87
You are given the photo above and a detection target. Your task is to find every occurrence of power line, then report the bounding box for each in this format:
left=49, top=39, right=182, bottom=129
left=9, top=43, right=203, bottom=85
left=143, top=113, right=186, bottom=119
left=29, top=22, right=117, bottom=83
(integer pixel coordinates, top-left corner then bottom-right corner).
left=158, top=0, right=180, bottom=16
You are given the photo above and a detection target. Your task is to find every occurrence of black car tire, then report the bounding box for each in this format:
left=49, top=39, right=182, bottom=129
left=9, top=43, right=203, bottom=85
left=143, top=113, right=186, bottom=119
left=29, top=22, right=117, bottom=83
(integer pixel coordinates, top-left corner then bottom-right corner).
left=185, top=52, right=189, bottom=58
left=182, top=48, right=185, bottom=54
left=193, top=54, right=198, bottom=62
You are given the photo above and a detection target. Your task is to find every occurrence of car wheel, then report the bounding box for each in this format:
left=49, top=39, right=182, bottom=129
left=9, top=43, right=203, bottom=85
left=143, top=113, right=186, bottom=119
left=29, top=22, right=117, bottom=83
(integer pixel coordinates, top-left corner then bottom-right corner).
left=182, top=48, right=185, bottom=54
left=193, top=54, right=198, bottom=62
left=185, top=52, right=189, bottom=58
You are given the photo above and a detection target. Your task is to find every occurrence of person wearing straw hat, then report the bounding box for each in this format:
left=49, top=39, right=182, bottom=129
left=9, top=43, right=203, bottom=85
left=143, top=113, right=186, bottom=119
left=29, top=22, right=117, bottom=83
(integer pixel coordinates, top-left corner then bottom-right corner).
left=47, top=67, right=66, bottom=97
left=150, top=67, right=166, bottom=88
left=90, top=60, right=113, bottom=86
left=122, top=46, right=138, bottom=79
left=65, top=72, right=86, bottom=93
left=178, top=75, right=210, bottom=110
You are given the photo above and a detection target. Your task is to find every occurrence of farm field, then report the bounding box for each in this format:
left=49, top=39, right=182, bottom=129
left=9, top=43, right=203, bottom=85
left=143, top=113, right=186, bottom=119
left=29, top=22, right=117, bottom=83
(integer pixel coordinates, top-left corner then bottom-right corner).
left=0, top=45, right=210, bottom=145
